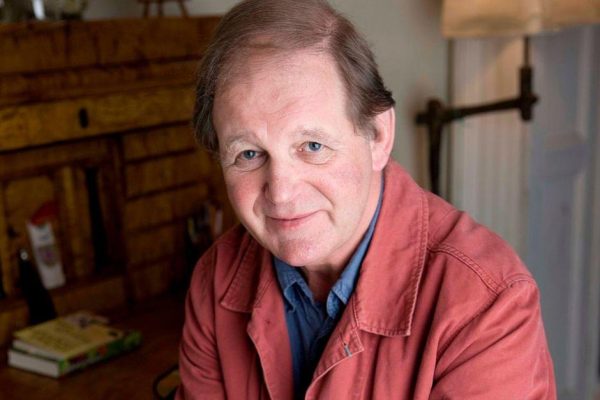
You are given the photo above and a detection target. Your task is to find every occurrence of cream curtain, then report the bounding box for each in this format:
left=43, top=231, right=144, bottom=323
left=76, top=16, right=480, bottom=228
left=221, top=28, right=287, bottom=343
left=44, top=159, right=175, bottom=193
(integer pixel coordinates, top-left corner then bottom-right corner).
left=442, top=0, right=600, bottom=37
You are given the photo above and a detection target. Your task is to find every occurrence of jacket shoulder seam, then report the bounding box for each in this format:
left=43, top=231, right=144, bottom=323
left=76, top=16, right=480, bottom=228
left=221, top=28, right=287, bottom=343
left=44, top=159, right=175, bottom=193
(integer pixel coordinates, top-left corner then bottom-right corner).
left=428, top=207, right=458, bottom=248
left=436, top=279, right=538, bottom=360
left=428, top=242, right=503, bottom=295
left=436, top=293, right=497, bottom=358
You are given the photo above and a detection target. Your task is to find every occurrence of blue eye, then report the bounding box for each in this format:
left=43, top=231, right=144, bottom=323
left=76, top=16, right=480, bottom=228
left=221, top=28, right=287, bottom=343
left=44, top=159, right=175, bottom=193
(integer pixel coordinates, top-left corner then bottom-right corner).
left=307, top=142, right=322, bottom=152
left=241, top=150, right=257, bottom=160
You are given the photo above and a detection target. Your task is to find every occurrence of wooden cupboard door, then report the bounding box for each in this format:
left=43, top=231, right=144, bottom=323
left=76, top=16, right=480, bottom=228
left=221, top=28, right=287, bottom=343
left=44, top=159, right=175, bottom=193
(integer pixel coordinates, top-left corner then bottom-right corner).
left=0, top=139, right=120, bottom=298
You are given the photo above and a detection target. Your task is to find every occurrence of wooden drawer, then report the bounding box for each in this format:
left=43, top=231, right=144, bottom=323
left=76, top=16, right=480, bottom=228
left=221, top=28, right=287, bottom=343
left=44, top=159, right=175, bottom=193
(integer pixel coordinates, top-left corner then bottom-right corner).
left=0, top=86, right=194, bottom=152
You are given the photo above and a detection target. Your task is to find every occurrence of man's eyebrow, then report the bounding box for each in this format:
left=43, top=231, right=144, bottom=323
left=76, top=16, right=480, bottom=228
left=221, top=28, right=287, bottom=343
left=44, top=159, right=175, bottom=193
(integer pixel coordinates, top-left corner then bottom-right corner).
left=221, top=134, right=252, bottom=153
left=298, top=128, right=341, bottom=145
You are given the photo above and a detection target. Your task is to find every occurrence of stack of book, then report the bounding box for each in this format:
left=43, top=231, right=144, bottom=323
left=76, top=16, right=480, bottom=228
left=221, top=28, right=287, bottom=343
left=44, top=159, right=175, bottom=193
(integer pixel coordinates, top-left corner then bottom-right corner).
left=7, top=311, right=142, bottom=378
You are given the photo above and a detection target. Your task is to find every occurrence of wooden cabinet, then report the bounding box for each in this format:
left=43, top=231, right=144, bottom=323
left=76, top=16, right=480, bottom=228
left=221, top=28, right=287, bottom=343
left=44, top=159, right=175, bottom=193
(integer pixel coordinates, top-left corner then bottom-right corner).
left=0, top=17, right=231, bottom=346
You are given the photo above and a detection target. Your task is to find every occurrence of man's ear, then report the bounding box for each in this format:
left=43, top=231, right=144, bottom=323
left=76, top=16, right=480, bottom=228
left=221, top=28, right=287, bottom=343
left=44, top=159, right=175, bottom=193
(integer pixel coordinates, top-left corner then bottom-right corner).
left=370, top=107, right=395, bottom=171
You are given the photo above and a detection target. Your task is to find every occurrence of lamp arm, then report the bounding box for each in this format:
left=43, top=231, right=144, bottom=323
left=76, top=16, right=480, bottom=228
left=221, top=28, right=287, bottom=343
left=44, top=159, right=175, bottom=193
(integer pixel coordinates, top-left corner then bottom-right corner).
left=415, top=39, right=538, bottom=196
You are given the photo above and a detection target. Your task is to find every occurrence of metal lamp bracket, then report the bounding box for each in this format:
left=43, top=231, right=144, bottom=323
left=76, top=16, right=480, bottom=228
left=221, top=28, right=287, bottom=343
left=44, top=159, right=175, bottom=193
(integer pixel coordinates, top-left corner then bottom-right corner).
left=415, top=37, right=538, bottom=196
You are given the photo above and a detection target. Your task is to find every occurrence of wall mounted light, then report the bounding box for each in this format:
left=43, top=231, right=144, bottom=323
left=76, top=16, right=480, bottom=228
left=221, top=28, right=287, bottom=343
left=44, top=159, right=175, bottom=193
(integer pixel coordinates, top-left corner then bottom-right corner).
left=416, top=0, right=600, bottom=196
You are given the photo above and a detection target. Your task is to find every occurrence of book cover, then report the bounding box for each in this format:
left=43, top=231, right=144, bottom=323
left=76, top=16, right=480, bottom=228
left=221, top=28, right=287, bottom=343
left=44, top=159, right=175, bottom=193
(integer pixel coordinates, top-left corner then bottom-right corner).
left=13, top=311, right=117, bottom=359
left=8, top=329, right=142, bottom=378
left=7, top=311, right=142, bottom=377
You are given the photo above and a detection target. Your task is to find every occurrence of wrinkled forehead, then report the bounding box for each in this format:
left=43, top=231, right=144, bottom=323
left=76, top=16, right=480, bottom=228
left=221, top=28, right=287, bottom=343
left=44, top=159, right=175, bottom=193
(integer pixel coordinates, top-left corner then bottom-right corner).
left=216, top=45, right=328, bottom=95
left=214, top=49, right=348, bottom=120
left=213, top=47, right=354, bottom=125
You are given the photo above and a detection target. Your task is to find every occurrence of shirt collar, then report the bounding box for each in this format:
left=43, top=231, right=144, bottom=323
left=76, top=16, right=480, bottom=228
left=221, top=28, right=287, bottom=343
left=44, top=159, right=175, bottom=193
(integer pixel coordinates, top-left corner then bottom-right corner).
left=273, top=258, right=311, bottom=312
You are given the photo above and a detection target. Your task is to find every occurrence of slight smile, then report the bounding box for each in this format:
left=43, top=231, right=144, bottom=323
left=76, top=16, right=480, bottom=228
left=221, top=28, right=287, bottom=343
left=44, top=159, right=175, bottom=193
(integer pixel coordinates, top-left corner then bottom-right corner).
left=266, top=211, right=319, bottom=230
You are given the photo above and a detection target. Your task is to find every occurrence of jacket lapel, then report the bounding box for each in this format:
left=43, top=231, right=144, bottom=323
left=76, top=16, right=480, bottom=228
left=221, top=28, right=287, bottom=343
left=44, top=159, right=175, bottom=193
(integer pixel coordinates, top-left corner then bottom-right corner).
left=220, top=240, right=294, bottom=399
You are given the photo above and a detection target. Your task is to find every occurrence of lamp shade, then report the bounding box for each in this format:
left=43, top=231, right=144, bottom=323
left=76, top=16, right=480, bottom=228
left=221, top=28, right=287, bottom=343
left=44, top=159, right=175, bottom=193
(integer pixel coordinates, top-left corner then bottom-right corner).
left=443, top=0, right=600, bottom=38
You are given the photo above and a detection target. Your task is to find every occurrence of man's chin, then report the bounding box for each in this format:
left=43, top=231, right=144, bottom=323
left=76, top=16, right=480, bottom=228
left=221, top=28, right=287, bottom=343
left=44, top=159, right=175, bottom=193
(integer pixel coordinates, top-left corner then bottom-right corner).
left=269, top=240, right=326, bottom=268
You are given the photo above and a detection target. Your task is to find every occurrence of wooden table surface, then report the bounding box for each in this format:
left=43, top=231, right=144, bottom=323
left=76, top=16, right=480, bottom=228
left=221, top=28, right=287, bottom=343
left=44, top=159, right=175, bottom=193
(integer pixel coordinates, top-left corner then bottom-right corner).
left=0, top=293, right=185, bottom=399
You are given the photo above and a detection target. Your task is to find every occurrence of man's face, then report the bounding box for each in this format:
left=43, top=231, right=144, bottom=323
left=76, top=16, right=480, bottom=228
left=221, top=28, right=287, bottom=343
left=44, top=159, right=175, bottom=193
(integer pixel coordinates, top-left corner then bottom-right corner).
left=212, top=50, right=384, bottom=271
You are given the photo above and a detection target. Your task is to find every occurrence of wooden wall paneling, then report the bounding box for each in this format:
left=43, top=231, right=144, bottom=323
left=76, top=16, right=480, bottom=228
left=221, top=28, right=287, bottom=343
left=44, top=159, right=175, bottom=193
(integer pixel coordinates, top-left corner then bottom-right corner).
left=125, top=224, right=179, bottom=267
left=0, top=60, right=198, bottom=108
left=94, top=140, right=127, bottom=274
left=124, top=184, right=208, bottom=232
left=124, top=151, right=211, bottom=198
left=128, top=261, right=173, bottom=301
left=73, top=167, right=95, bottom=277
left=0, top=86, right=194, bottom=152
left=0, top=184, right=14, bottom=297
left=122, top=124, right=197, bottom=162
left=55, top=166, right=94, bottom=281
left=0, top=139, right=109, bottom=180
left=0, top=17, right=220, bottom=75
left=51, top=167, right=76, bottom=282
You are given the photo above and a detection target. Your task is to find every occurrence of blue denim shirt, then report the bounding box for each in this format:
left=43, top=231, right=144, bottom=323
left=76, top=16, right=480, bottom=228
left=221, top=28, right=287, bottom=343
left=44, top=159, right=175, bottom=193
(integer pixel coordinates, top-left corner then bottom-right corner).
left=274, top=191, right=382, bottom=399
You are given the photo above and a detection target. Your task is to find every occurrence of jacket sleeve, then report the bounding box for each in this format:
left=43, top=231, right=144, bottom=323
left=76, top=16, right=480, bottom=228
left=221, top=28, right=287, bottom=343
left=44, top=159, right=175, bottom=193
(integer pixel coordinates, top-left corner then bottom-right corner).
left=176, top=253, right=226, bottom=400
left=430, top=279, right=556, bottom=400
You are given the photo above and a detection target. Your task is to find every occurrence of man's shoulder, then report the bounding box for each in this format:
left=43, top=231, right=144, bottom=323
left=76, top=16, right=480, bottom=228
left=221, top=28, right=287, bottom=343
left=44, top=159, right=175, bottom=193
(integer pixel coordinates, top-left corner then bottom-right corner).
left=424, top=192, right=535, bottom=295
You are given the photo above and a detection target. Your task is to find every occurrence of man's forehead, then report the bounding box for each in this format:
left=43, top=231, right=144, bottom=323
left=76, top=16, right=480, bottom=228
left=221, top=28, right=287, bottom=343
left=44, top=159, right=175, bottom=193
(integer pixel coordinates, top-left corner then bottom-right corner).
left=215, top=47, right=336, bottom=97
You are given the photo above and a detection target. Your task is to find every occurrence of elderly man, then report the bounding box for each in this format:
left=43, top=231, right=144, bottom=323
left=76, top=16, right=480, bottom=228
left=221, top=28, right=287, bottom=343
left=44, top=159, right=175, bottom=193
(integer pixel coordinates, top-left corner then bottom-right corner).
left=177, top=0, right=556, bottom=399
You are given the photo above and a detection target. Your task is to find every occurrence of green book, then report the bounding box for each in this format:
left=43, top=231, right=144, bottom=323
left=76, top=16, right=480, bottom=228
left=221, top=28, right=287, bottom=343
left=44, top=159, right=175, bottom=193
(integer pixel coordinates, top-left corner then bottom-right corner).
left=7, top=311, right=142, bottom=378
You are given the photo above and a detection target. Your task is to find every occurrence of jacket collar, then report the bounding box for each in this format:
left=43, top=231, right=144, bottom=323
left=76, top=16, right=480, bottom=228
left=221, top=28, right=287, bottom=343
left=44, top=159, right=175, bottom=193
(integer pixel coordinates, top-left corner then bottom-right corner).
left=220, top=160, right=429, bottom=337
left=351, top=161, right=428, bottom=336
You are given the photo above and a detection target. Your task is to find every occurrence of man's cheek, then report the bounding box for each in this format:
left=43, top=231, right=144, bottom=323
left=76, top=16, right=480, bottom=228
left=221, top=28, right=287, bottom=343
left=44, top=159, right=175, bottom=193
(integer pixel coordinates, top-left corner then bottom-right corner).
left=225, top=181, right=251, bottom=217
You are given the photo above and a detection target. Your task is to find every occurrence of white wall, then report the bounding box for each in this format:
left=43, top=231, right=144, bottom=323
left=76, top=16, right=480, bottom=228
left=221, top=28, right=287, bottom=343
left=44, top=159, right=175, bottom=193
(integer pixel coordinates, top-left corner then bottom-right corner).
left=83, top=0, right=447, bottom=185
left=332, top=0, right=447, bottom=184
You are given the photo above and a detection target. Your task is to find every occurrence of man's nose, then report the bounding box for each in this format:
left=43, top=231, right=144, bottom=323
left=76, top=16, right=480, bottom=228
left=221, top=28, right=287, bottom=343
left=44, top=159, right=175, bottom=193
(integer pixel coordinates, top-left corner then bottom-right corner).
left=263, top=159, right=299, bottom=205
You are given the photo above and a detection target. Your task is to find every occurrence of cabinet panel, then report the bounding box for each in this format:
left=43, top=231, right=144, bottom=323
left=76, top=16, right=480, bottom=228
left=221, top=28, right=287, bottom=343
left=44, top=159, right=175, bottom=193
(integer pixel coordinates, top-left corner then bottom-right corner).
left=125, top=151, right=210, bottom=198
left=124, top=184, right=208, bottom=232
left=129, top=262, right=172, bottom=301
left=0, top=17, right=220, bottom=75
left=0, top=187, right=14, bottom=296
left=0, top=86, right=194, bottom=152
left=0, top=139, right=109, bottom=180
left=55, top=167, right=94, bottom=280
left=125, top=224, right=179, bottom=267
left=122, top=125, right=198, bottom=162
left=0, top=60, right=198, bottom=108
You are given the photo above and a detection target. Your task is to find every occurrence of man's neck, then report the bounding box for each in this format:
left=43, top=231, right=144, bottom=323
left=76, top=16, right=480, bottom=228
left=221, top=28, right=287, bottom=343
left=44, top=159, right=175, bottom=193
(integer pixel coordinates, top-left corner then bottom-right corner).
left=299, top=267, right=340, bottom=303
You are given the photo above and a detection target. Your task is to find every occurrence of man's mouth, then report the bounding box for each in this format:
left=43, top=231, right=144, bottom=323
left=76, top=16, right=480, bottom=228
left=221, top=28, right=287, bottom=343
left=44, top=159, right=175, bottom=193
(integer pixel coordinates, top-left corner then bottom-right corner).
left=266, top=211, right=318, bottom=229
